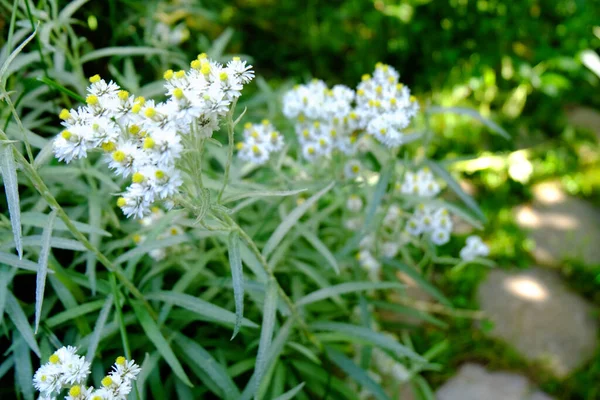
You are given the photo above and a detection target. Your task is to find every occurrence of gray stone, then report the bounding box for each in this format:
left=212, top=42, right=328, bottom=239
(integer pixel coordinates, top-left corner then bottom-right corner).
left=514, top=182, right=600, bottom=265
left=436, top=364, right=553, bottom=400
left=477, top=268, right=598, bottom=377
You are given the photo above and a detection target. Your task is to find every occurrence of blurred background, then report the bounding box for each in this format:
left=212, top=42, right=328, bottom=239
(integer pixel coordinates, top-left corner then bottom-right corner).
left=2, top=0, right=600, bottom=398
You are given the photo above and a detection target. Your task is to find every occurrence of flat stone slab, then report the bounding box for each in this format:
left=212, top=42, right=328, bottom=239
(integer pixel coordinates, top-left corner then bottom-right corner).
left=477, top=268, right=598, bottom=377
left=514, top=182, right=600, bottom=265
left=437, top=364, right=553, bottom=400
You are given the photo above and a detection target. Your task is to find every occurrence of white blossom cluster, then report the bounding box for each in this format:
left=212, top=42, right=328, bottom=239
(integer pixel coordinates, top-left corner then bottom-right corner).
left=405, top=203, right=453, bottom=246
left=357, top=234, right=381, bottom=281
left=460, top=235, right=490, bottom=261
left=282, top=80, right=358, bottom=160
left=33, top=347, right=140, bottom=400
left=236, top=120, right=284, bottom=164
left=53, top=54, right=254, bottom=218
left=398, top=167, right=441, bottom=197
left=134, top=207, right=184, bottom=261
left=282, top=63, right=419, bottom=159
left=354, top=63, right=419, bottom=148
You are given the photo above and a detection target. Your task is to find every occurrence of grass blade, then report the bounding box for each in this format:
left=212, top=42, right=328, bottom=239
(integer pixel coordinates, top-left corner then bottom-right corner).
left=254, top=278, right=278, bottom=399
left=0, top=251, right=39, bottom=272
left=37, top=77, right=84, bottom=103
left=1, top=144, right=22, bottom=258
left=85, top=295, right=113, bottom=363
left=174, top=333, right=241, bottom=400
left=327, top=348, right=390, bottom=400
left=427, top=106, right=510, bottom=140
left=384, top=259, right=452, bottom=307
left=14, top=333, right=34, bottom=400
left=273, top=382, right=306, bottom=400
left=20, top=211, right=111, bottom=236
left=263, top=181, right=334, bottom=259
left=145, top=291, right=258, bottom=328
left=80, top=47, right=170, bottom=63
left=425, top=160, right=486, bottom=223
left=6, top=292, right=40, bottom=357
left=223, top=188, right=307, bottom=204
left=297, top=224, right=339, bottom=274
left=296, top=282, right=403, bottom=307
left=228, top=231, right=244, bottom=339
left=0, top=23, right=37, bottom=84
left=34, top=210, right=56, bottom=333
left=311, top=322, right=424, bottom=362
left=132, top=302, right=193, bottom=387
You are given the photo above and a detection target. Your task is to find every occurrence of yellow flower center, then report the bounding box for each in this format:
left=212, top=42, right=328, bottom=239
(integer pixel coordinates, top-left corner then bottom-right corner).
left=101, top=142, right=116, bottom=152
left=163, top=69, right=174, bottom=80
left=200, top=63, right=210, bottom=75
left=117, top=197, right=127, bottom=207
left=219, top=72, right=228, bottom=81
left=190, top=59, right=201, bottom=70
left=86, top=95, right=98, bottom=106
left=175, top=70, right=186, bottom=79
left=101, top=376, right=113, bottom=387
left=132, top=172, right=144, bottom=183
left=236, top=142, right=244, bottom=150
left=361, top=74, right=370, bottom=82
left=89, top=74, right=101, bottom=83
left=128, top=124, right=141, bottom=135
left=59, top=109, right=71, bottom=120
left=69, top=385, right=81, bottom=396
left=131, top=104, right=141, bottom=114
left=135, top=96, right=146, bottom=106
left=112, top=151, right=126, bottom=162
left=155, top=170, right=165, bottom=179
left=144, top=108, right=156, bottom=118
left=116, top=356, right=126, bottom=365
left=49, top=354, right=59, bottom=364
left=61, top=130, right=72, bottom=140
left=198, top=53, right=207, bottom=59
left=118, top=90, right=129, bottom=101
left=143, top=137, right=155, bottom=149
left=173, top=88, right=184, bottom=99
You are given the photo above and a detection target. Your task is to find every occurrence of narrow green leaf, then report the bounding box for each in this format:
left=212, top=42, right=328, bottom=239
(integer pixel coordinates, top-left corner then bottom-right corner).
left=131, top=302, right=193, bottom=387
left=263, top=182, right=334, bottom=258
left=384, top=259, right=452, bottom=307
left=174, top=333, right=241, bottom=400
left=327, top=348, right=389, bottom=400
left=425, top=160, right=486, bottom=222
left=254, top=278, right=278, bottom=399
left=20, top=211, right=111, bottom=236
left=6, top=292, right=40, bottom=357
left=273, top=382, right=306, bottom=400
left=427, top=106, right=510, bottom=140
left=145, top=291, right=258, bottom=328
left=0, top=251, right=38, bottom=272
left=228, top=231, right=244, bottom=339
left=296, top=282, right=403, bottom=307
left=296, top=225, right=339, bottom=274
left=223, top=188, right=307, bottom=204
left=37, top=77, right=84, bottom=103
left=46, top=299, right=105, bottom=327
left=0, top=356, right=14, bottom=380
left=0, top=266, right=15, bottom=321
left=0, top=23, right=37, bottom=84
left=311, top=322, right=424, bottom=362
left=85, top=295, right=113, bottom=363
left=14, top=333, right=34, bottom=400
left=80, top=47, right=171, bottom=63
left=114, top=235, right=188, bottom=265
left=0, top=144, right=22, bottom=258
left=58, top=0, right=90, bottom=22
left=35, top=210, right=56, bottom=333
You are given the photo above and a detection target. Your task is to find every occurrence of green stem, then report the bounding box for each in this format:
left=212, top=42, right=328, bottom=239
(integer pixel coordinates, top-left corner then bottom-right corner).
left=110, top=274, right=132, bottom=359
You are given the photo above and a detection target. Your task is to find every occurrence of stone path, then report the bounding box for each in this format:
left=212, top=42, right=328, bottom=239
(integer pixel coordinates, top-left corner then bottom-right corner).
left=436, top=364, right=553, bottom=400
left=514, top=182, right=600, bottom=266
left=476, top=267, right=598, bottom=377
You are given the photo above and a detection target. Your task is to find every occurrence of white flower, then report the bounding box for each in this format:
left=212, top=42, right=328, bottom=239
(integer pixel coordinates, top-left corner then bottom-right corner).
left=382, top=242, right=399, bottom=258
left=344, top=159, right=362, bottom=179
left=460, top=235, right=489, bottom=261
left=430, top=228, right=450, bottom=246
left=237, top=121, right=284, bottom=165
left=346, top=195, right=363, bottom=213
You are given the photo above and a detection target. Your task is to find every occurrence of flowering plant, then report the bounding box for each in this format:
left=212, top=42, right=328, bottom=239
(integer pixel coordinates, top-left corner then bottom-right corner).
left=0, top=3, right=502, bottom=399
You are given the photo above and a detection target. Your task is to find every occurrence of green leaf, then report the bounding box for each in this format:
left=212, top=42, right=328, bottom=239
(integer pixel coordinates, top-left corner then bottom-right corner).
left=425, top=160, right=486, bottom=223
left=296, top=282, right=403, bottom=307
left=0, top=144, right=22, bottom=258
left=384, top=259, right=452, bottom=307
left=6, top=292, right=40, bottom=357
left=114, top=235, right=188, bottom=265
left=85, top=295, right=113, bottom=363
left=296, top=224, right=339, bottom=274
left=46, top=299, right=105, bottom=327
left=263, top=181, right=334, bottom=259
left=327, top=348, right=389, bottom=400
left=223, top=188, right=307, bottom=204
left=0, top=251, right=39, bottom=272
left=131, top=302, right=193, bottom=387
left=427, top=106, right=510, bottom=140
left=0, top=266, right=15, bottom=321
left=37, top=77, right=84, bottom=103
left=0, top=23, right=37, bottom=84
left=34, top=210, right=56, bottom=333
left=254, top=278, right=278, bottom=399
left=80, top=47, right=171, bottom=63
left=20, top=211, right=111, bottom=237
left=174, top=333, right=241, bottom=400
left=311, top=322, right=424, bottom=362
left=228, top=231, right=244, bottom=339
left=14, top=333, right=34, bottom=400
left=273, top=382, right=306, bottom=400
left=145, top=291, right=258, bottom=328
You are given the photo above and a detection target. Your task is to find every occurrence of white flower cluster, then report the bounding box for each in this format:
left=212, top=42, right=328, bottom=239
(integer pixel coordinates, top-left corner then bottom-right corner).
left=355, top=63, right=419, bottom=148
left=282, top=63, right=419, bottom=158
left=405, top=204, right=453, bottom=246
left=460, top=235, right=490, bottom=261
left=134, top=207, right=184, bottom=261
left=283, top=80, right=358, bottom=160
left=357, top=235, right=381, bottom=281
left=33, top=347, right=140, bottom=400
left=398, top=167, right=441, bottom=197
left=53, top=54, right=254, bottom=218
left=237, top=120, right=284, bottom=164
